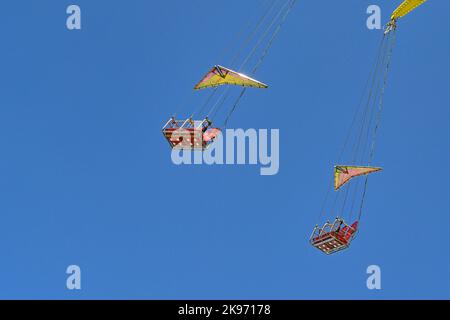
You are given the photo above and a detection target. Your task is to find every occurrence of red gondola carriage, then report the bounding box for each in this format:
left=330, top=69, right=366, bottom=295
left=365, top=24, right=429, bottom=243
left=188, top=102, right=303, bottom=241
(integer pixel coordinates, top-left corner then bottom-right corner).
left=310, top=218, right=358, bottom=255
left=162, top=117, right=221, bottom=151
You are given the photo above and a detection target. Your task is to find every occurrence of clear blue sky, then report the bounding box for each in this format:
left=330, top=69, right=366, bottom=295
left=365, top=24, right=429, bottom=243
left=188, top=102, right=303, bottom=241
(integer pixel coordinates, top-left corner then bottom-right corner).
left=0, top=0, right=448, bottom=299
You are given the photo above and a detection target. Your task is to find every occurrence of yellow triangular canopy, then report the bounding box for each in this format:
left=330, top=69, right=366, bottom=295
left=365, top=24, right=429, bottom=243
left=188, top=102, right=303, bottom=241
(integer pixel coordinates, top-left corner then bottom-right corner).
left=194, top=65, right=268, bottom=90
left=334, top=166, right=382, bottom=191
left=391, top=0, right=427, bottom=20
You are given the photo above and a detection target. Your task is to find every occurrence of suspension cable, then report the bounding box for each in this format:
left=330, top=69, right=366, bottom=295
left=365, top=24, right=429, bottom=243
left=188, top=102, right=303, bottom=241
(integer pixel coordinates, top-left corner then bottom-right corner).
left=223, top=0, right=297, bottom=127
left=319, top=29, right=387, bottom=222
left=229, top=0, right=279, bottom=69
left=336, top=35, right=387, bottom=164
left=239, top=0, right=292, bottom=72
left=358, top=30, right=396, bottom=222
left=178, top=0, right=277, bottom=120
left=350, top=36, right=389, bottom=163
left=321, top=29, right=396, bottom=225
left=205, top=0, right=291, bottom=121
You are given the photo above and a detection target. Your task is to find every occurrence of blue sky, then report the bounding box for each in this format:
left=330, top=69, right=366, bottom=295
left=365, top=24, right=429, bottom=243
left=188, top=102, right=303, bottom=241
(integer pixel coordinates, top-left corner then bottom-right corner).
left=0, top=0, right=448, bottom=299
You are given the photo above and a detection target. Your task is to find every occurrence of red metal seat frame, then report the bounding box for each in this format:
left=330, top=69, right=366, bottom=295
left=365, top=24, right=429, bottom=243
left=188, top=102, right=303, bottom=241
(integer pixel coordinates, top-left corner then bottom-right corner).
left=310, top=217, right=358, bottom=255
left=162, top=117, right=220, bottom=150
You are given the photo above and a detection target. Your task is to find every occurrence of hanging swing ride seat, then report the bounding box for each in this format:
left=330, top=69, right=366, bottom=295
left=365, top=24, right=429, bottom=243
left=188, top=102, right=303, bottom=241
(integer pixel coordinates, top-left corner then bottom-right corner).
left=310, top=218, right=359, bottom=255
left=162, top=117, right=221, bottom=150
